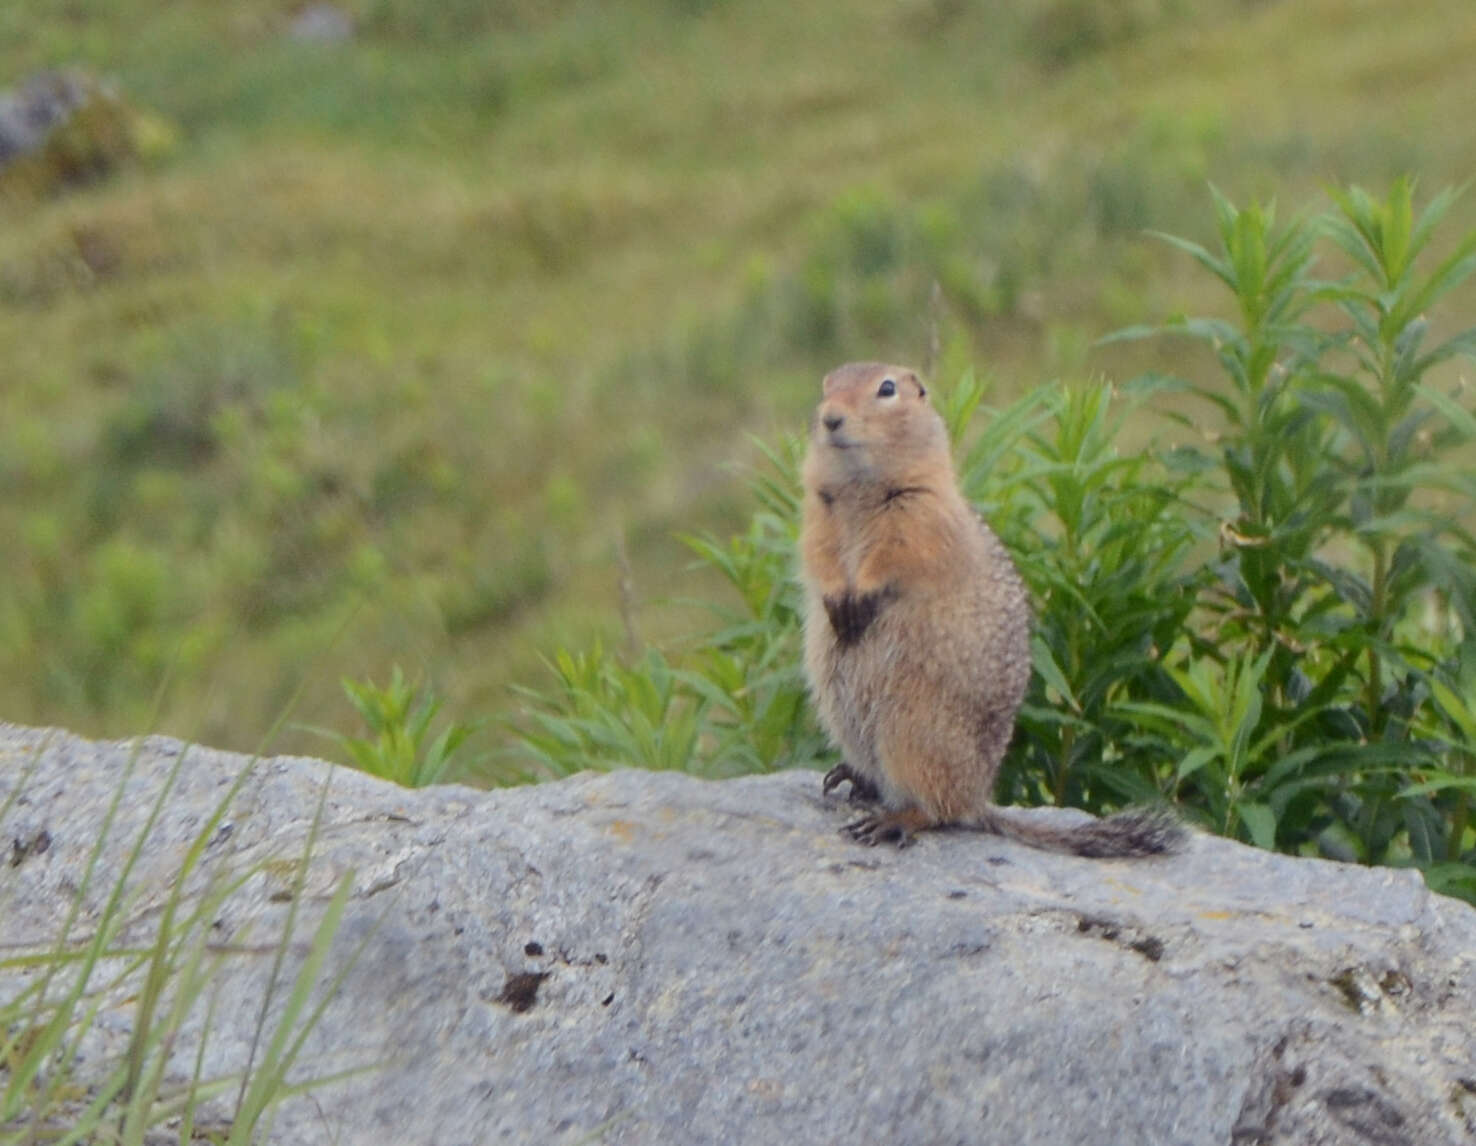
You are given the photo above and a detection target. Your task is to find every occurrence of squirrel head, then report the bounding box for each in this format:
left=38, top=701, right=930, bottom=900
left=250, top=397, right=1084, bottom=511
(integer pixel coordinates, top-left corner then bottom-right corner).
left=806, top=362, right=951, bottom=490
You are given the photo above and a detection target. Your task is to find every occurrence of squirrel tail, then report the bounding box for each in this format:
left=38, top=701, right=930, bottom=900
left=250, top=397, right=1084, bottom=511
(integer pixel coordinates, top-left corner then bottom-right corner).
left=970, top=804, right=1187, bottom=858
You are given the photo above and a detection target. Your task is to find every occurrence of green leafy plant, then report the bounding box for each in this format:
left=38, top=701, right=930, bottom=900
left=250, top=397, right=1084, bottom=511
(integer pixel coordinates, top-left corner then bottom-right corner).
left=674, top=438, right=831, bottom=775
left=508, top=179, right=1476, bottom=901
left=503, top=439, right=828, bottom=781
left=320, top=665, right=483, bottom=787
left=503, top=644, right=711, bottom=777
left=1106, top=179, right=1476, bottom=887
left=940, top=373, right=1204, bottom=814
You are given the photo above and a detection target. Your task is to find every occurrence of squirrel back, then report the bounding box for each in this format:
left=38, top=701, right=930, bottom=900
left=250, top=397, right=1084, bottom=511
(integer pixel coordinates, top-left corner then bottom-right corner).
left=800, top=362, right=1184, bottom=859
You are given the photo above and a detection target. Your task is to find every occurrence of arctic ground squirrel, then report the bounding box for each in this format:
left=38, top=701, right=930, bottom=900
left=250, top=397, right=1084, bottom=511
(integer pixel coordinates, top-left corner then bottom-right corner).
left=801, top=361, right=1184, bottom=856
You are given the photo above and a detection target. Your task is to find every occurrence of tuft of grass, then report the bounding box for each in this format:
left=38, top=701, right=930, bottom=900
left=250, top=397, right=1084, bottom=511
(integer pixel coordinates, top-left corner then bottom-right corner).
left=500, top=438, right=827, bottom=783
left=1, top=650, right=376, bottom=1142
left=0, top=738, right=369, bottom=1143
left=311, top=665, right=484, bottom=787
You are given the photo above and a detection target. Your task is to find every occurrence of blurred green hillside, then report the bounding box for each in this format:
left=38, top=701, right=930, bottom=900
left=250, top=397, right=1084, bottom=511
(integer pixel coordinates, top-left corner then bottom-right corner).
left=4, top=0, right=1475, bottom=762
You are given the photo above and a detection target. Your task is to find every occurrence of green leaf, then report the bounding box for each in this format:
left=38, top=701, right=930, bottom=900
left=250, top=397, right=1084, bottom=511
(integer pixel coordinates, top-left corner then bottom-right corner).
left=1176, top=745, right=1219, bottom=783
left=1402, top=231, right=1476, bottom=322
left=1236, top=801, right=1278, bottom=850
left=1030, top=635, right=1080, bottom=712
left=1147, top=229, right=1234, bottom=291
left=1399, top=775, right=1476, bottom=797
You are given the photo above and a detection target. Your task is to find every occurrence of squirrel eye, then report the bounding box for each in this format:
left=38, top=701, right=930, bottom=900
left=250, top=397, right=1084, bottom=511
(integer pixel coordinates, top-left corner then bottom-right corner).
left=877, top=378, right=897, bottom=398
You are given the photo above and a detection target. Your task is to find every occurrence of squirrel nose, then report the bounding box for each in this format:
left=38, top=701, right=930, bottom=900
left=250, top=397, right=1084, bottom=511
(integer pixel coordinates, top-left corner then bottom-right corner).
left=823, top=413, right=844, bottom=432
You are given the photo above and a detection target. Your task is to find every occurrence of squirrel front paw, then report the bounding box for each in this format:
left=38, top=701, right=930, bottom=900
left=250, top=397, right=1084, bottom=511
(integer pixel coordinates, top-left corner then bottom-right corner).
left=822, top=762, right=882, bottom=805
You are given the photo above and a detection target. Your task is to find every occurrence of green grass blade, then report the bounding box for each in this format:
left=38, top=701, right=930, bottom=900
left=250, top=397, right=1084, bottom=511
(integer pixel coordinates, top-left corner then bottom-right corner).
left=227, top=869, right=355, bottom=1144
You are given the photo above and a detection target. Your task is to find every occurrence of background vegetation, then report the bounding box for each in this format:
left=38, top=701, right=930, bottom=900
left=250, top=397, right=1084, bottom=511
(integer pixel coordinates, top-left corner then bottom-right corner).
left=5, top=0, right=1474, bottom=755
left=4, top=0, right=1475, bottom=897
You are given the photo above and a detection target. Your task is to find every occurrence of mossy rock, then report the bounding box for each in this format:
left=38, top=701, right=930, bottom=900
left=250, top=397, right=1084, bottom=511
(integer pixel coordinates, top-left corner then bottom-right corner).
left=0, top=69, right=177, bottom=201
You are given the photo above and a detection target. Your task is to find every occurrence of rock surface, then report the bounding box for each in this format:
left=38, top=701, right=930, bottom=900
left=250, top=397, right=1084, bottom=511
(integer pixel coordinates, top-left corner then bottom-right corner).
left=2, top=722, right=1475, bottom=1145
left=0, top=68, right=172, bottom=197
left=0, top=71, right=96, bottom=166
left=288, top=3, right=356, bottom=44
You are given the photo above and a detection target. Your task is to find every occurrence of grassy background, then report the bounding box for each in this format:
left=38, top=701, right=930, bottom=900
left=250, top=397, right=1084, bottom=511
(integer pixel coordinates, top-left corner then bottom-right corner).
left=4, top=0, right=1475, bottom=762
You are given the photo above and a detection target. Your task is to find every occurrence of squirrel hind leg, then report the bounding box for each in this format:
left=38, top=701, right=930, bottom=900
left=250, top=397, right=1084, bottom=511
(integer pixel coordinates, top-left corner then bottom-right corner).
left=842, top=806, right=939, bottom=848
left=822, top=762, right=883, bottom=805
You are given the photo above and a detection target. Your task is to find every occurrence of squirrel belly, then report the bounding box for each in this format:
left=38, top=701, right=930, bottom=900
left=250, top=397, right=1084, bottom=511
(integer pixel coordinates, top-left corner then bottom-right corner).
left=799, top=362, right=1185, bottom=858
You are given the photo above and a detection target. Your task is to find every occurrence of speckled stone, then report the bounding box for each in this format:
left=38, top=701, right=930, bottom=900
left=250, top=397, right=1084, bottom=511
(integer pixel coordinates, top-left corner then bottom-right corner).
left=3, top=722, right=1474, bottom=1145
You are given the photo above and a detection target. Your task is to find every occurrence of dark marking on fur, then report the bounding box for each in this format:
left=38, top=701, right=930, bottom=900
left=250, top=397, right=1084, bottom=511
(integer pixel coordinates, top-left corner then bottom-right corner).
left=823, top=586, right=897, bottom=647
left=883, top=485, right=929, bottom=506
left=1075, top=806, right=1187, bottom=857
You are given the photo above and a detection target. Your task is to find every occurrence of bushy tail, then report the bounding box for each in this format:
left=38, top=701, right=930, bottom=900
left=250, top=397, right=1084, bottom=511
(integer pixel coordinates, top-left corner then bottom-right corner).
left=970, top=804, right=1187, bottom=858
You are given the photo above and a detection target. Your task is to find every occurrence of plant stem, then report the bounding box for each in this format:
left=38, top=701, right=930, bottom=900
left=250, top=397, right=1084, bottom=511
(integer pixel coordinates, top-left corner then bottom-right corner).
left=1365, top=535, right=1388, bottom=740
left=1451, top=789, right=1470, bottom=863
left=1055, top=722, right=1075, bottom=808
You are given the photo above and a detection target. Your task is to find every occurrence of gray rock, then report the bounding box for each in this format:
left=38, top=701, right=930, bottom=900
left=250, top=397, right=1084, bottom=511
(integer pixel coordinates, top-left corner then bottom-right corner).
left=288, top=3, right=356, bottom=44
left=0, top=70, right=94, bottom=167
left=2, top=722, right=1474, bottom=1145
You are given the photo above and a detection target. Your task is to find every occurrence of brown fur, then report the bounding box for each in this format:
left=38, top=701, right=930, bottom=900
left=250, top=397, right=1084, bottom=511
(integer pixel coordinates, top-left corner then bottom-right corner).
left=801, top=362, right=1184, bottom=857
